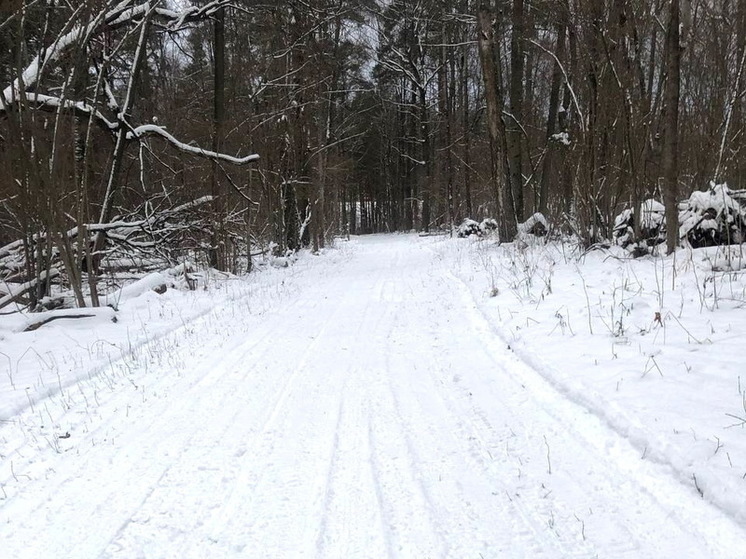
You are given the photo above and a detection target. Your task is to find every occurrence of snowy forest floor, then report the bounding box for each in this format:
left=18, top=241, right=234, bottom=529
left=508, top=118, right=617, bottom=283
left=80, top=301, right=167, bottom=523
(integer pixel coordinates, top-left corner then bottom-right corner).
left=1, top=233, right=746, bottom=558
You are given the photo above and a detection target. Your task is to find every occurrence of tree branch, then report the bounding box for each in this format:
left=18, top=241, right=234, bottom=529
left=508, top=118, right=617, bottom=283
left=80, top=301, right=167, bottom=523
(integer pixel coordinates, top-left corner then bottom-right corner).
left=128, top=125, right=259, bottom=165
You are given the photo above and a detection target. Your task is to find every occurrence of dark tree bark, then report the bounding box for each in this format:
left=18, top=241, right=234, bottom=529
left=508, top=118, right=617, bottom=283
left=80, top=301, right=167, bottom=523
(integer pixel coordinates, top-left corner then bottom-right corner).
left=438, top=26, right=454, bottom=231
left=209, top=3, right=226, bottom=269
left=662, top=0, right=683, bottom=254
left=539, top=20, right=565, bottom=215
left=477, top=0, right=515, bottom=239
left=460, top=42, right=473, bottom=218
left=507, top=0, right=525, bottom=221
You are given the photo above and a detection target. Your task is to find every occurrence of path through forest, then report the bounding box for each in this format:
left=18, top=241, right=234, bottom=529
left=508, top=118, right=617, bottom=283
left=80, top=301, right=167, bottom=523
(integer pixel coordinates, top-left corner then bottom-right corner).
left=1, top=235, right=745, bottom=558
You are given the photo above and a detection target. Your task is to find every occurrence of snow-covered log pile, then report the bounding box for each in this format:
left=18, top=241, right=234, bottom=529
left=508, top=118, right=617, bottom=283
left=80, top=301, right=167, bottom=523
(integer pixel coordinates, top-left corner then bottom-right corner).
left=456, top=218, right=498, bottom=238
left=679, top=183, right=746, bottom=248
left=613, top=199, right=666, bottom=251
left=614, top=184, right=746, bottom=253
left=457, top=214, right=548, bottom=240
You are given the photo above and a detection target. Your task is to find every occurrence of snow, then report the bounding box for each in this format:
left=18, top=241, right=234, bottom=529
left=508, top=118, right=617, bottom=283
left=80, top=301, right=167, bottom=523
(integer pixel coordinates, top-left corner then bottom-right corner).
left=1, top=234, right=746, bottom=557
left=446, top=235, right=746, bottom=522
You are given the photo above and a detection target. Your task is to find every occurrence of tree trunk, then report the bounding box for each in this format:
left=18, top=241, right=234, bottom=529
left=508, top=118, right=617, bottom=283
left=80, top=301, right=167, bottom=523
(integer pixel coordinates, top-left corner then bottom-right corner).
left=438, top=28, right=454, bottom=232
left=539, top=21, right=565, bottom=215
left=209, top=4, right=226, bottom=270
left=419, top=85, right=431, bottom=232
left=460, top=42, right=473, bottom=219
left=476, top=1, right=515, bottom=239
left=662, top=0, right=683, bottom=254
left=507, top=0, right=525, bottom=222
left=313, top=103, right=328, bottom=252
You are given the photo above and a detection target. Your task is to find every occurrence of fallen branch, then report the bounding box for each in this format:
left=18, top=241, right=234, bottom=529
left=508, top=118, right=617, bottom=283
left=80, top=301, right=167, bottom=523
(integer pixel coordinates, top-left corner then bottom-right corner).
left=0, top=196, right=216, bottom=282
left=23, top=313, right=98, bottom=332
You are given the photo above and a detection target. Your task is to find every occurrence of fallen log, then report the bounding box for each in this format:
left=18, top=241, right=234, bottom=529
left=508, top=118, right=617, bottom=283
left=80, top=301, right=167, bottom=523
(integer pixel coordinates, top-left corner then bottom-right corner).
left=0, top=269, right=60, bottom=310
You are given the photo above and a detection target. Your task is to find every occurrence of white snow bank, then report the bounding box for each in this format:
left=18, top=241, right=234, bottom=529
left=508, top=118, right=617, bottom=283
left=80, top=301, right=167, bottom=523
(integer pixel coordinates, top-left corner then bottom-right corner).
left=0, top=252, right=318, bottom=422
left=103, top=272, right=172, bottom=307
left=439, top=235, right=746, bottom=524
left=0, top=306, right=116, bottom=335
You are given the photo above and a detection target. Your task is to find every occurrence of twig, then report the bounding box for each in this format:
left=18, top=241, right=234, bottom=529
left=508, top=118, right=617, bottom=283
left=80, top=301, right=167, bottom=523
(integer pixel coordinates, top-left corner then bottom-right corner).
left=725, top=413, right=746, bottom=429
left=692, top=474, right=704, bottom=498
left=577, top=267, right=594, bottom=335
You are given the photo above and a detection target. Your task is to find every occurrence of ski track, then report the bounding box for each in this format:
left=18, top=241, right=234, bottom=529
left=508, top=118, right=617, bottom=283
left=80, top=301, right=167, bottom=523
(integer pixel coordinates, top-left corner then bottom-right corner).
left=1, top=234, right=746, bottom=558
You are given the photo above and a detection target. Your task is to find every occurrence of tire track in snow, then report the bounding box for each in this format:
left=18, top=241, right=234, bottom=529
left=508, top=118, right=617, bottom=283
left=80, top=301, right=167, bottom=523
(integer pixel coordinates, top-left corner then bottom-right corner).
left=395, top=298, right=604, bottom=558
left=313, top=382, right=348, bottom=554
left=194, top=251, right=397, bottom=557
left=312, top=283, right=400, bottom=558
left=101, top=273, right=363, bottom=556
left=380, top=311, right=569, bottom=558
left=0, top=262, right=356, bottom=558
left=361, top=251, right=546, bottom=558
left=434, top=241, right=746, bottom=557
left=312, top=375, right=396, bottom=559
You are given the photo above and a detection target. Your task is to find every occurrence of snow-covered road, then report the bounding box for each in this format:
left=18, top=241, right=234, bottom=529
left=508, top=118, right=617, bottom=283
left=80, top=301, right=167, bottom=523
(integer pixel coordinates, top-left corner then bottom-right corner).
left=2, top=235, right=745, bottom=558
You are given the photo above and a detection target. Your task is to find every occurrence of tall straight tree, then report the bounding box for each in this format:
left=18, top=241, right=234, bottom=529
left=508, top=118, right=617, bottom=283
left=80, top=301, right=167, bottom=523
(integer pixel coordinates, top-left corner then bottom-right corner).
left=507, top=0, right=525, bottom=222
left=477, top=0, right=515, bottom=239
left=210, top=2, right=226, bottom=269
left=662, top=0, right=685, bottom=254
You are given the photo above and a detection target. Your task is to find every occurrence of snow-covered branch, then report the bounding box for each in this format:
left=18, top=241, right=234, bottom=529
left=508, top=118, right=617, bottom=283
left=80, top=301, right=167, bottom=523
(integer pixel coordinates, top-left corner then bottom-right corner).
left=1, top=0, right=232, bottom=108
left=2, top=93, right=117, bottom=129
left=128, top=125, right=260, bottom=165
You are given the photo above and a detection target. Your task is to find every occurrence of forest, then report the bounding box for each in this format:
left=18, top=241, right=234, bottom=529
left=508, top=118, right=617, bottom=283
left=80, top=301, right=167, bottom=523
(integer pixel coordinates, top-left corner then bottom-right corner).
left=1, top=0, right=745, bottom=310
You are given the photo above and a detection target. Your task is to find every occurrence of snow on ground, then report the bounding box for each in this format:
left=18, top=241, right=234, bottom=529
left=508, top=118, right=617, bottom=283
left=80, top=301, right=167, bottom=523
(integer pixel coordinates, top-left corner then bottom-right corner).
left=438, top=234, right=746, bottom=525
left=0, top=233, right=745, bottom=558
left=0, top=255, right=313, bottom=422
